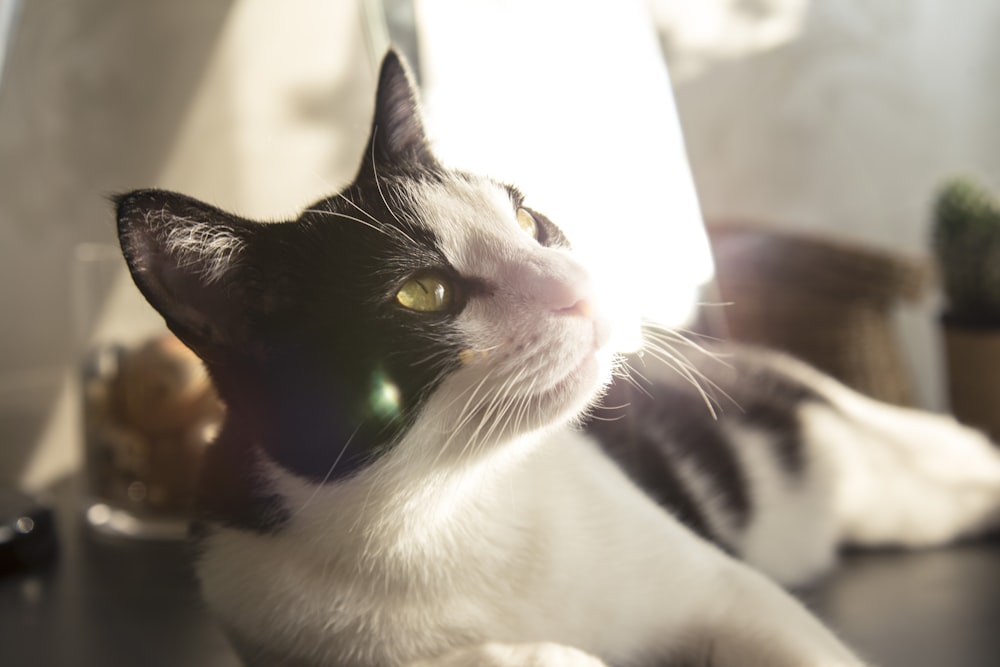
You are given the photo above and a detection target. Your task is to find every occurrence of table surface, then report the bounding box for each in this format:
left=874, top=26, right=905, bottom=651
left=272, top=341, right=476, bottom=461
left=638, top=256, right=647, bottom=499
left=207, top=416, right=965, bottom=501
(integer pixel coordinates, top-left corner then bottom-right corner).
left=3, top=477, right=1000, bottom=667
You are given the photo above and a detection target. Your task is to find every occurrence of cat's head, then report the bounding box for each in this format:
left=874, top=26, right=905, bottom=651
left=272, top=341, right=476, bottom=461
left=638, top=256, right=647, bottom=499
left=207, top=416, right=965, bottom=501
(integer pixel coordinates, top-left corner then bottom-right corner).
left=116, top=51, right=613, bottom=484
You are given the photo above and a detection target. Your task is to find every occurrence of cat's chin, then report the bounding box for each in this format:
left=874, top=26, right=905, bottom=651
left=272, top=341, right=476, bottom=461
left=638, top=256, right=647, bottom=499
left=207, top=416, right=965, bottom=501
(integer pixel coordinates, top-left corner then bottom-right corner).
left=535, top=347, right=612, bottom=424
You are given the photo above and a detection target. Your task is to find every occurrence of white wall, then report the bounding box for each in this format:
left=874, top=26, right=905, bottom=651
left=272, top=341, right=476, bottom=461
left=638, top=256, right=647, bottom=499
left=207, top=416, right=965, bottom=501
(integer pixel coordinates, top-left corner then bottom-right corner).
left=650, top=0, right=1000, bottom=409
left=13, top=0, right=379, bottom=490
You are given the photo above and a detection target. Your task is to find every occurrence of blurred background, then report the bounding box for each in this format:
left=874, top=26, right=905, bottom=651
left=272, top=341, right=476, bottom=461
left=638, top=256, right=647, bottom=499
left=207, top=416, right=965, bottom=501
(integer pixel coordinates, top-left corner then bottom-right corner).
left=4, top=0, right=999, bottom=492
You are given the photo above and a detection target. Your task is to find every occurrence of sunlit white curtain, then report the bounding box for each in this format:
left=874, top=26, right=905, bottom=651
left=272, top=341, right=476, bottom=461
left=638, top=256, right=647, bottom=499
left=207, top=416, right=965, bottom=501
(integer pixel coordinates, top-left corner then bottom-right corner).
left=412, top=0, right=715, bottom=350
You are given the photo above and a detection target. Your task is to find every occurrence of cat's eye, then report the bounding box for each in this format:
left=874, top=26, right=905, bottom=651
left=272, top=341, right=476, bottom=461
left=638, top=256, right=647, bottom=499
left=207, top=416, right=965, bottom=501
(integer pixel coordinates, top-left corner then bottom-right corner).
left=516, top=208, right=538, bottom=240
left=396, top=272, right=453, bottom=312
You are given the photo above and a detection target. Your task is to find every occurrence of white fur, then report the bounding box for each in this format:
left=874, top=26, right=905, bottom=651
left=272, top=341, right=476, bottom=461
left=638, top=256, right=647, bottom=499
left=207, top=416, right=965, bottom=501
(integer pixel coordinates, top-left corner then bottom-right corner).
left=729, top=424, right=838, bottom=587
left=735, top=350, right=1000, bottom=550
left=157, top=212, right=245, bottom=284
left=199, top=427, right=865, bottom=667
left=811, top=382, right=1000, bottom=548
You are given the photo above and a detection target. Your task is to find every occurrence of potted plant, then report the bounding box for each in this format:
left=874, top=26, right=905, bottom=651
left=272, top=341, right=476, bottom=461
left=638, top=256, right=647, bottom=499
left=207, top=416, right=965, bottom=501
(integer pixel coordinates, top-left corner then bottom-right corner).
left=932, top=176, right=1000, bottom=437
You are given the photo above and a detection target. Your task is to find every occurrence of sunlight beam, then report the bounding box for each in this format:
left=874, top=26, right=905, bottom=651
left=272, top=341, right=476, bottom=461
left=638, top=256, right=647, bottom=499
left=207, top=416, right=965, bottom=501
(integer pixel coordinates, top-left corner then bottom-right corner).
left=416, top=0, right=715, bottom=353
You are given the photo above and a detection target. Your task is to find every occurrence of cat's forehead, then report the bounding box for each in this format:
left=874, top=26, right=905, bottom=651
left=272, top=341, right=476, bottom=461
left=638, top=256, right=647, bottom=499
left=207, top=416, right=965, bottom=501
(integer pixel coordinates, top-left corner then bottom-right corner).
left=399, top=175, right=524, bottom=270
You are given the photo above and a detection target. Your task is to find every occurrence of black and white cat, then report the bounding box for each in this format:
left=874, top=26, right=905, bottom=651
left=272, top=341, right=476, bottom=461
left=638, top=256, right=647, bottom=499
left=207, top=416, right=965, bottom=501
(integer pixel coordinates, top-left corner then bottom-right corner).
left=116, top=51, right=1000, bottom=667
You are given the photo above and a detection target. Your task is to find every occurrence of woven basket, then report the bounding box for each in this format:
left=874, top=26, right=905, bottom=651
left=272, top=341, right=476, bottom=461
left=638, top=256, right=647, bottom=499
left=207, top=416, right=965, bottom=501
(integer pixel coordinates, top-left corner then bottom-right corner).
left=707, top=223, right=931, bottom=406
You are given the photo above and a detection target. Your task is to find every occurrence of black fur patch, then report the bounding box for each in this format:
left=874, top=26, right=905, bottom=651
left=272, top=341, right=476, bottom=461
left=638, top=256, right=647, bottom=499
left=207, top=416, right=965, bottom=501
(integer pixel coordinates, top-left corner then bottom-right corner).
left=588, top=377, right=749, bottom=544
left=586, top=344, right=827, bottom=549
left=190, top=422, right=290, bottom=536
left=116, top=52, right=478, bottom=534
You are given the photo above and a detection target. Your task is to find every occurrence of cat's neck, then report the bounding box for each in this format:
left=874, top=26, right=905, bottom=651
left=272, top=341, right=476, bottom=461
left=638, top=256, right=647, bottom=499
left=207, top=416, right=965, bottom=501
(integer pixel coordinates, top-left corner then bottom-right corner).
left=262, top=426, right=551, bottom=554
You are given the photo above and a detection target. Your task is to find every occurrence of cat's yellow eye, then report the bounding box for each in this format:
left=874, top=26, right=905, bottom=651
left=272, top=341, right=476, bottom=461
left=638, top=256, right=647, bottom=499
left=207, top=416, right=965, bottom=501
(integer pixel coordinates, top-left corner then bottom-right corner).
left=396, top=272, right=453, bottom=312
left=516, top=208, right=538, bottom=240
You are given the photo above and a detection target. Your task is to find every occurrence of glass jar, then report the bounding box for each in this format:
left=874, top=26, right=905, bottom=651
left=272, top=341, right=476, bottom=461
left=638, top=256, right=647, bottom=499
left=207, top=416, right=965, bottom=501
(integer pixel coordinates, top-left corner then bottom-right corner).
left=73, top=243, right=223, bottom=539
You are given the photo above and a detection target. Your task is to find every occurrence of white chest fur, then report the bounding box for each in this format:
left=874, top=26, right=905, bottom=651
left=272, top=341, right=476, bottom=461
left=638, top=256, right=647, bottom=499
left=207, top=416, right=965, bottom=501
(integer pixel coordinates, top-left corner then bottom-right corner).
left=196, top=425, right=864, bottom=667
left=199, top=428, right=673, bottom=666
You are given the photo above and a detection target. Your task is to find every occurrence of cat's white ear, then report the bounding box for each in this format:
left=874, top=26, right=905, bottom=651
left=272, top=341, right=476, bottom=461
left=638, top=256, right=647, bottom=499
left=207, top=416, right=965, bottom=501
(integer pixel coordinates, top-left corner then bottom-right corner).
left=366, top=49, right=436, bottom=167
left=116, top=189, right=255, bottom=353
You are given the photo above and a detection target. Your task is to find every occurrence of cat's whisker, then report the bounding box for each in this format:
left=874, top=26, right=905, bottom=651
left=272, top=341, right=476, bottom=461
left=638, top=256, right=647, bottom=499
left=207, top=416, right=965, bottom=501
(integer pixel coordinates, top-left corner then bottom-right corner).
left=615, top=362, right=656, bottom=400
left=587, top=413, right=629, bottom=423
left=641, top=331, right=738, bottom=396
left=292, top=425, right=361, bottom=518
left=640, top=344, right=725, bottom=419
left=406, top=345, right=463, bottom=372
left=692, top=299, right=735, bottom=310
left=461, top=369, right=525, bottom=459
left=336, top=193, right=382, bottom=225
left=616, top=363, right=648, bottom=388
left=642, top=325, right=732, bottom=368
left=671, top=324, right=727, bottom=346
left=478, top=370, right=530, bottom=450
left=468, top=366, right=530, bottom=456
left=507, top=372, right=538, bottom=433
left=442, top=351, right=512, bottom=415
left=370, top=128, right=408, bottom=230
left=515, top=378, right=542, bottom=436
left=444, top=371, right=498, bottom=432
left=350, top=464, right=393, bottom=538
left=304, top=208, right=405, bottom=245
left=640, top=341, right=706, bottom=381
left=643, top=338, right=741, bottom=415
left=431, top=371, right=502, bottom=467
left=594, top=401, right=631, bottom=414
left=638, top=330, right=724, bottom=384
left=638, top=343, right=714, bottom=406
left=639, top=341, right=706, bottom=383
left=511, top=378, right=536, bottom=436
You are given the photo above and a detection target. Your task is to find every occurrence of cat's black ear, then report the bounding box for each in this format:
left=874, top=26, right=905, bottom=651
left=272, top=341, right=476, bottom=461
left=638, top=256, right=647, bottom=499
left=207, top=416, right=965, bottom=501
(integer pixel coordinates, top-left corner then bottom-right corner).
left=116, top=189, right=257, bottom=354
left=365, top=49, right=436, bottom=168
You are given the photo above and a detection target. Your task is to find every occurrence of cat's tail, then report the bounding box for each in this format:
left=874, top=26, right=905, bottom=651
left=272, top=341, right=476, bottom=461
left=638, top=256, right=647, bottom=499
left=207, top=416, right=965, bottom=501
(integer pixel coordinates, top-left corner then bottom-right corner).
left=793, top=358, right=1000, bottom=550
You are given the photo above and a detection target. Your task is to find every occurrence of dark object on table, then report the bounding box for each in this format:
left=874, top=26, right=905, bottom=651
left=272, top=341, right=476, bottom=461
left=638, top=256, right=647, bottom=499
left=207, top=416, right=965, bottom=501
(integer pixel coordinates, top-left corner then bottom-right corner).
left=707, top=223, right=930, bottom=406
left=0, top=486, right=57, bottom=575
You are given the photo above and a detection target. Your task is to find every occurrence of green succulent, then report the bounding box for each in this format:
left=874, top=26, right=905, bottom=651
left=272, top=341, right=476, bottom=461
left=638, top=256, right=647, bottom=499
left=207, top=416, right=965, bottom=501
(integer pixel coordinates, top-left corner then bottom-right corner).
left=933, top=177, right=1000, bottom=327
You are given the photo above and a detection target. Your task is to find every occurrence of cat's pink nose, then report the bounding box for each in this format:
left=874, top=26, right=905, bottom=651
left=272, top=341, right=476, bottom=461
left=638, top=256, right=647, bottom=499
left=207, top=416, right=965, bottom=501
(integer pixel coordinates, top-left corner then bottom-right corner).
left=558, top=299, right=593, bottom=318
left=532, top=268, right=593, bottom=315
left=518, top=249, right=588, bottom=309
left=518, top=254, right=613, bottom=348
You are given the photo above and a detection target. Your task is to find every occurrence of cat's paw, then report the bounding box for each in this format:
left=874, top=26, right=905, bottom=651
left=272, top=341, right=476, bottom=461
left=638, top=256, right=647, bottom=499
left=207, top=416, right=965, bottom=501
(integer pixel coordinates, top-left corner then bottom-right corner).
left=409, top=642, right=609, bottom=667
